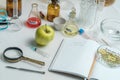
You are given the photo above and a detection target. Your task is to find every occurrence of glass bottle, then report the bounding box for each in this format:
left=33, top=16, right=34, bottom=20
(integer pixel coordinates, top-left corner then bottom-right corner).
left=104, top=0, right=115, bottom=7
left=6, top=0, right=22, bottom=31
left=62, top=7, right=79, bottom=37
left=6, top=0, right=22, bottom=17
left=26, top=3, right=41, bottom=28
left=47, top=0, right=60, bottom=22
left=7, top=8, right=23, bottom=31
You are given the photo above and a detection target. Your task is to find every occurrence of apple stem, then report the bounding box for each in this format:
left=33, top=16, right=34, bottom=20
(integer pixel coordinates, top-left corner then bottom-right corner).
left=45, top=24, right=50, bottom=33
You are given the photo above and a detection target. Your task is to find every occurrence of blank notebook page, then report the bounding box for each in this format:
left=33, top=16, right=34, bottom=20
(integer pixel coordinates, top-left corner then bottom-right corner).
left=49, top=38, right=100, bottom=77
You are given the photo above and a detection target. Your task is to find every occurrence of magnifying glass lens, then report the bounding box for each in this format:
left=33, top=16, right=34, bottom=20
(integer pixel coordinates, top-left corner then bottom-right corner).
left=3, top=47, right=45, bottom=65
left=4, top=49, right=22, bottom=59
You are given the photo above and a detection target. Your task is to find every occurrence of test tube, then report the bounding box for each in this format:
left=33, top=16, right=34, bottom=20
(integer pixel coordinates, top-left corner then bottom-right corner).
left=30, top=46, right=49, bottom=58
left=79, top=28, right=94, bottom=40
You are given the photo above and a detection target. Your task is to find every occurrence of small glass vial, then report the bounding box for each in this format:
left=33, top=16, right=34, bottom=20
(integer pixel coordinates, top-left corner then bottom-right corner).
left=62, top=7, right=79, bottom=37
left=6, top=0, right=22, bottom=17
left=26, top=3, right=41, bottom=28
left=47, top=0, right=60, bottom=22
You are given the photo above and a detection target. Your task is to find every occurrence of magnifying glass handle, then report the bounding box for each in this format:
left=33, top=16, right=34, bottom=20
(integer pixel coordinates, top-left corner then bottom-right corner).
left=22, top=56, right=45, bottom=66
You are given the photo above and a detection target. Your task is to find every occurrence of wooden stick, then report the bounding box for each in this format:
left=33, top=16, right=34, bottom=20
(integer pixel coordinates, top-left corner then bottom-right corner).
left=87, top=54, right=97, bottom=80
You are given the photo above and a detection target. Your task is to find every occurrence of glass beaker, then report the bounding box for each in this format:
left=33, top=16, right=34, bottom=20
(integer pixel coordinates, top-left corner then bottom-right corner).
left=6, top=0, right=22, bottom=17
left=26, top=3, right=41, bottom=28
left=78, top=0, right=105, bottom=29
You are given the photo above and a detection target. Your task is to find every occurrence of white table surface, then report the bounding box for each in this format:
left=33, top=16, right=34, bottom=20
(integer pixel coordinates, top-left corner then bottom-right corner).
left=0, top=0, right=120, bottom=80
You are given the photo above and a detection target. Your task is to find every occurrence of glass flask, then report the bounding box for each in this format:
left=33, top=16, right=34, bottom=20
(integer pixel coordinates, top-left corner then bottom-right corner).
left=78, top=0, right=105, bottom=29
left=26, top=3, right=41, bottom=28
left=6, top=0, right=22, bottom=17
left=62, top=7, right=79, bottom=37
left=47, top=0, right=60, bottom=22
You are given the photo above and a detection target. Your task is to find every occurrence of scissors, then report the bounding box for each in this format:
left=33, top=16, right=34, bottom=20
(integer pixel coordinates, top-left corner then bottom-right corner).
left=3, top=47, right=45, bottom=66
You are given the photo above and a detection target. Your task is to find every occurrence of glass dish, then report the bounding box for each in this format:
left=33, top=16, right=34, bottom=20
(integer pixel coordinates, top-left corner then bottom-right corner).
left=96, top=45, right=120, bottom=68
left=100, top=19, right=120, bottom=41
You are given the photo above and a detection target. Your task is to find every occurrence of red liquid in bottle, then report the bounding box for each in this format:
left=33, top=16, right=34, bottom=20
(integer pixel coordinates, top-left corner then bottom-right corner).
left=26, top=17, right=41, bottom=28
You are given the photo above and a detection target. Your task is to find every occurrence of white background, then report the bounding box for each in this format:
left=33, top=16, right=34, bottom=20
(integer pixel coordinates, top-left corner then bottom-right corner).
left=0, top=0, right=120, bottom=80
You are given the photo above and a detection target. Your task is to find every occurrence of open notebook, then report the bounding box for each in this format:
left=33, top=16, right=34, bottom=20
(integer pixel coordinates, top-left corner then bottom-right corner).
left=49, top=38, right=100, bottom=78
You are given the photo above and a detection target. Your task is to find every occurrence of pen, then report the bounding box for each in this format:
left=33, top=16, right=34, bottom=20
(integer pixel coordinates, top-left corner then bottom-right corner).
left=6, top=66, right=45, bottom=74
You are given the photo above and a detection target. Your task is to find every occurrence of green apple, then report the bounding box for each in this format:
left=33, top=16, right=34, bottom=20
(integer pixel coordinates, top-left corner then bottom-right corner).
left=35, top=24, right=55, bottom=46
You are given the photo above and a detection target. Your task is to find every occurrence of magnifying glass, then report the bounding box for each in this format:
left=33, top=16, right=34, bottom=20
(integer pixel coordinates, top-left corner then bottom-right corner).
left=3, top=47, right=45, bottom=66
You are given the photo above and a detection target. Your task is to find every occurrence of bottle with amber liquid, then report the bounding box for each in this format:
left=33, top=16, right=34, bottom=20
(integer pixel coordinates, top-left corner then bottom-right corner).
left=47, top=0, right=60, bottom=22
left=6, top=0, right=22, bottom=17
left=104, top=0, right=115, bottom=7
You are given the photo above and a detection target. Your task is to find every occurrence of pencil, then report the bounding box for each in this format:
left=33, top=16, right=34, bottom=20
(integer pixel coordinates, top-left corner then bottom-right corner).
left=87, top=54, right=97, bottom=80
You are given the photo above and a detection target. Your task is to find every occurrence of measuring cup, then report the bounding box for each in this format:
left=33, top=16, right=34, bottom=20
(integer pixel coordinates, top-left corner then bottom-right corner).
left=3, top=47, right=45, bottom=66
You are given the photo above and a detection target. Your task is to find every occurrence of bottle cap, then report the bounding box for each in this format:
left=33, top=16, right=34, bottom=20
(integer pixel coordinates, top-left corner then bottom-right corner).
left=79, top=29, right=85, bottom=35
